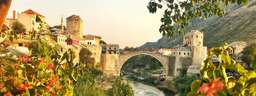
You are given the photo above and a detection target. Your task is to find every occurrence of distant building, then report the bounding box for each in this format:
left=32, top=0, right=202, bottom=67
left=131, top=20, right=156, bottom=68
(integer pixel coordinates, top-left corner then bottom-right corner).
left=80, top=35, right=102, bottom=66
left=66, top=15, right=83, bottom=39
left=17, top=9, right=45, bottom=34
left=183, top=30, right=203, bottom=47
left=57, top=34, right=68, bottom=46
left=159, top=30, right=207, bottom=76
left=102, top=44, right=120, bottom=54
left=229, top=41, right=247, bottom=56
left=158, top=48, right=172, bottom=56
left=185, top=30, right=207, bottom=75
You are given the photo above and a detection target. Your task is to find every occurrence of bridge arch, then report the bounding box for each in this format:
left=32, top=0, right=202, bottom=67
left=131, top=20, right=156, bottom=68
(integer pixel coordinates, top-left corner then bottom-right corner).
left=118, top=51, right=170, bottom=76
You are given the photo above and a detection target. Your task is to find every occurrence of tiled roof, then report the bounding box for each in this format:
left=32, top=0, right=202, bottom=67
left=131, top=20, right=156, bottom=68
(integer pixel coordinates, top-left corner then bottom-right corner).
left=66, top=15, right=81, bottom=20
left=83, top=35, right=101, bottom=40
left=21, top=9, right=45, bottom=17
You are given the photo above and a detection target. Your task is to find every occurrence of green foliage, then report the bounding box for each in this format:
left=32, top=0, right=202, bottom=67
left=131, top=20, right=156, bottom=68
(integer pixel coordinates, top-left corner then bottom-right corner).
left=179, top=57, right=192, bottom=76
left=79, top=48, right=95, bottom=67
left=61, top=48, right=75, bottom=65
left=11, top=21, right=26, bottom=35
left=147, top=0, right=250, bottom=37
left=74, top=68, right=106, bottom=96
left=188, top=44, right=256, bottom=96
left=174, top=75, right=197, bottom=96
left=29, top=39, right=52, bottom=59
left=241, top=43, right=256, bottom=69
left=109, top=78, right=134, bottom=96
left=0, top=38, right=98, bottom=95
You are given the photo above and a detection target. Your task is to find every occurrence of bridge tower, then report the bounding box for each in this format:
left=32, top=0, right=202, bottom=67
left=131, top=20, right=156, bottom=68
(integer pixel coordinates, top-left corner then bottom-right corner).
left=101, top=44, right=120, bottom=76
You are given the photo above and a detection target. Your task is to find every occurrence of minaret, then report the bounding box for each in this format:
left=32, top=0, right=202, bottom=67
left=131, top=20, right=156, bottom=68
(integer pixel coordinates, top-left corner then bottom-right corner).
left=60, top=16, right=64, bottom=34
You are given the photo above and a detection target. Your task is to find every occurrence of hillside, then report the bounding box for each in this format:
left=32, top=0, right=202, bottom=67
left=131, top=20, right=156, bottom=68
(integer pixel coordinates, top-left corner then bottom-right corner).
left=140, top=2, right=256, bottom=48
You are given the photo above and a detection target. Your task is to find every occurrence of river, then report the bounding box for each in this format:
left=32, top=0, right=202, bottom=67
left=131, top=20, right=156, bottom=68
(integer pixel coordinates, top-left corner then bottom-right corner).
left=131, top=82, right=165, bottom=96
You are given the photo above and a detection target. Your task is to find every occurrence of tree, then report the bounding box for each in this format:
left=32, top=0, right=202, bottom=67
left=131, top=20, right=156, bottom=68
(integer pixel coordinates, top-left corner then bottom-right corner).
left=0, top=0, right=12, bottom=32
left=11, top=21, right=26, bottom=39
left=174, top=75, right=197, bottom=96
left=12, top=21, right=26, bottom=34
left=79, top=48, right=95, bottom=67
left=74, top=69, right=106, bottom=96
left=241, top=43, right=256, bottom=69
left=147, top=0, right=249, bottom=37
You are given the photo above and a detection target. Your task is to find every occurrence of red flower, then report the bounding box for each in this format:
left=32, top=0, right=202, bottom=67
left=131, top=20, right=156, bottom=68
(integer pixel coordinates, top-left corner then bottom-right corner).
left=17, top=83, right=32, bottom=92
left=45, top=85, right=52, bottom=91
left=198, top=83, right=211, bottom=94
left=0, top=82, right=5, bottom=89
left=18, top=55, right=32, bottom=63
left=198, top=78, right=224, bottom=96
left=4, top=92, right=13, bottom=96
left=47, top=63, right=54, bottom=69
left=48, top=75, right=57, bottom=86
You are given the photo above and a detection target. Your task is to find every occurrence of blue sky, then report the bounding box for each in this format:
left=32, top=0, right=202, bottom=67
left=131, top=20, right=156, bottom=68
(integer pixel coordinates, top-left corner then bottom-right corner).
left=7, top=0, right=163, bottom=48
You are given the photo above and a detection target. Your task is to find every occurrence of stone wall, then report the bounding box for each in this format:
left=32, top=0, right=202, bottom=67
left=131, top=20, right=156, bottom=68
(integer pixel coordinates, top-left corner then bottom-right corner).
left=101, top=53, right=119, bottom=76
left=191, top=46, right=207, bottom=65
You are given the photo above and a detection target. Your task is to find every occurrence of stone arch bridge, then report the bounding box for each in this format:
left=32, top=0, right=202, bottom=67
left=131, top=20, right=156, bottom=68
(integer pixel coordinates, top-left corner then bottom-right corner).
left=116, top=51, right=175, bottom=77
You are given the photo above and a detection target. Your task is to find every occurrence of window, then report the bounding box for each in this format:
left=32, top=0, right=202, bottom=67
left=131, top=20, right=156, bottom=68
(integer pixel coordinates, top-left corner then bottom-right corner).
left=184, top=53, right=186, bottom=55
left=179, top=52, right=181, bottom=55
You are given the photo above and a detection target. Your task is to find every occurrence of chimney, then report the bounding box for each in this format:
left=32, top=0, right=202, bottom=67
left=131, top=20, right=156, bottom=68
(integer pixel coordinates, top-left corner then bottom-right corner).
left=13, top=10, right=16, bottom=20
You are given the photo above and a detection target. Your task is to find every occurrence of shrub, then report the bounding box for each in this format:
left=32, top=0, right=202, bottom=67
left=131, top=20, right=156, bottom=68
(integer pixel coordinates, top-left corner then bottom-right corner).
left=188, top=44, right=256, bottom=96
left=109, top=78, right=134, bottom=96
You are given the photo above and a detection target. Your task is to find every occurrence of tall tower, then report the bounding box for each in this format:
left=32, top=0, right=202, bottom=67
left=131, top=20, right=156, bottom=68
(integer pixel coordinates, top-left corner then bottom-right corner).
left=183, top=30, right=203, bottom=47
left=60, top=16, right=64, bottom=34
left=183, top=30, right=207, bottom=65
left=66, top=15, right=83, bottom=39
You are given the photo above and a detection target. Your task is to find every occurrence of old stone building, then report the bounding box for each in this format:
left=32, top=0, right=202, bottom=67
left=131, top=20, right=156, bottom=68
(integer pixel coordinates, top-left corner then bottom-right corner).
left=184, top=30, right=207, bottom=66
left=17, top=9, right=45, bottom=34
left=80, top=35, right=103, bottom=66
left=66, top=15, right=83, bottom=39
left=159, top=30, right=207, bottom=76
left=185, top=30, right=207, bottom=75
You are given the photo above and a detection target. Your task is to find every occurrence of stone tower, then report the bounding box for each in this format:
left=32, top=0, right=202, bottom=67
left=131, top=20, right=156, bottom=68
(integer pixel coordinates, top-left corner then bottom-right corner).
left=66, top=15, right=83, bottom=39
left=183, top=30, right=203, bottom=47
left=184, top=30, right=207, bottom=65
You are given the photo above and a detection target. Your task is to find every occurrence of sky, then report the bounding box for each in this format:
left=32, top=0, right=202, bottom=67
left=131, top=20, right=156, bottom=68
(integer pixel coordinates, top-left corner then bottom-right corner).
left=7, top=0, right=163, bottom=48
